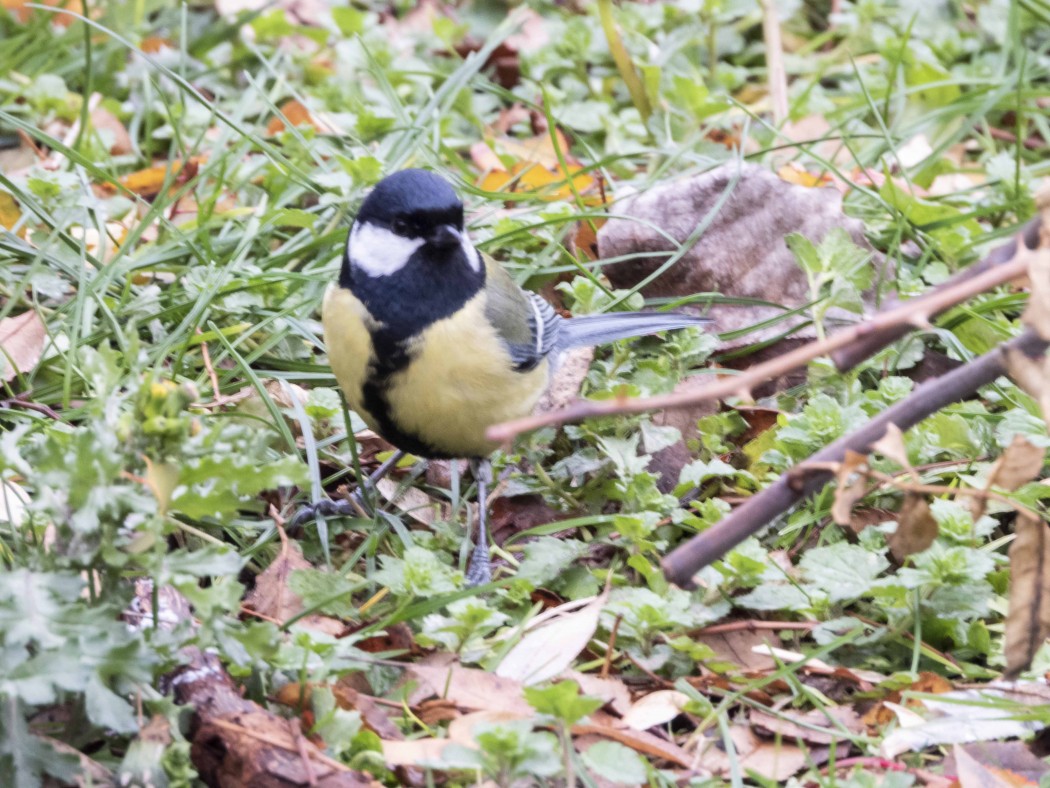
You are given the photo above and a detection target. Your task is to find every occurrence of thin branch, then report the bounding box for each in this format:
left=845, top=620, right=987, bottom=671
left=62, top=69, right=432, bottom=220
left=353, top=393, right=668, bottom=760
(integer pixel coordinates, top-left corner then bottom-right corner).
left=830, top=217, right=1043, bottom=371
left=487, top=231, right=1041, bottom=443
left=661, top=326, right=1049, bottom=588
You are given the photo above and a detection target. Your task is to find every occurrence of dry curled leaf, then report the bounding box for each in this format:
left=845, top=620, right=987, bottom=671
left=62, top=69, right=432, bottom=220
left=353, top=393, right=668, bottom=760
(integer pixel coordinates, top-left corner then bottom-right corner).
left=243, top=539, right=345, bottom=637
left=749, top=705, right=863, bottom=746
left=1006, top=348, right=1050, bottom=430
left=888, top=494, right=939, bottom=561
left=871, top=423, right=913, bottom=471
left=573, top=710, right=693, bottom=768
left=620, top=690, right=689, bottom=731
left=0, top=309, right=47, bottom=383
left=404, top=661, right=532, bottom=715
left=975, top=435, right=1046, bottom=520
left=1005, top=512, right=1050, bottom=677
left=1022, top=250, right=1050, bottom=341
left=116, top=157, right=203, bottom=197
left=831, top=450, right=869, bottom=526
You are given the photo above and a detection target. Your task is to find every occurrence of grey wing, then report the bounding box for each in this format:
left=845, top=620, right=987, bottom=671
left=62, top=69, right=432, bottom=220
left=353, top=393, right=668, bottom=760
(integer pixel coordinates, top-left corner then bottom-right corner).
left=516, top=291, right=561, bottom=370
left=482, top=258, right=562, bottom=372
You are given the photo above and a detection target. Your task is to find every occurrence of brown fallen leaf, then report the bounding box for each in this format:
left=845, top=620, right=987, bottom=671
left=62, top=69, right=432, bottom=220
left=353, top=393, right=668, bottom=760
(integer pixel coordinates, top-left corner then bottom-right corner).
left=693, top=723, right=827, bottom=781
left=954, top=742, right=1039, bottom=787
left=693, top=627, right=779, bottom=673
left=862, top=671, right=955, bottom=729
left=1005, top=512, right=1050, bottom=677
left=243, top=536, right=345, bottom=637
left=403, top=661, right=532, bottom=715
left=830, top=450, right=869, bottom=526
left=115, top=157, right=203, bottom=198
left=0, top=190, right=24, bottom=236
left=1007, top=348, right=1050, bottom=430
left=266, top=98, right=338, bottom=136
left=90, top=105, right=132, bottom=155
left=949, top=742, right=1050, bottom=785
left=0, top=309, right=47, bottom=383
left=888, top=494, right=939, bottom=562
left=573, top=710, right=693, bottom=768
left=2, top=0, right=85, bottom=25
left=749, top=706, right=863, bottom=746
left=777, top=162, right=833, bottom=188
left=561, top=671, right=632, bottom=718
left=974, top=435, right=1045, bottom=520
left=382, top=709, right=532, bottom=768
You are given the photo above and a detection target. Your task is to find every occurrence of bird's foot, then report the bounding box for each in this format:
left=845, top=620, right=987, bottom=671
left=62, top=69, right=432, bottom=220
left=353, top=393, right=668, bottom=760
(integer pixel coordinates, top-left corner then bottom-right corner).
left=287, top=493, right=365, bottom=534
left=465, top=542, right=492, bottom=587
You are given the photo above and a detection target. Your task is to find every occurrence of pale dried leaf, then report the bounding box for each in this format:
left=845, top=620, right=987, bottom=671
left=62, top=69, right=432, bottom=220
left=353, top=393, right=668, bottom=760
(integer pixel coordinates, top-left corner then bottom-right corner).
left=951, top=742, right=1050, bottom=785
left=404, top=662, right=532, bottom=715
left=0, top=310, right=47, bottom=382
left=694, top=724, right=813, bottom=781
left=831, top=450, right=869, bottom=525
left=1022, top=251, right=1050, bottom=342
left=375, top=477, right=441, bottom=526
left=695, top=628, right=778, bottom=672
left=749, top=706, right=863, bottom=746
left=880, top=688, right=1047, bottom=758
left=888, top=494, right=939, bottom=561
left=448, top=710, right=532, bottom=745
left=1006, top=349, right=1050, bottom=431
left=0, top=480, right=29, bottom=526
left=143, top=458, right=179, bottom=516
left=496, top=594, right=606, bottom=685
left=90, top=104, right=132, bottom=155
left=871, top=423, right=912, bottom=471
left=381, top=738, right=450, bottom=767
left=560, top=671, right=631, bottom=717
left=621, top=690, right=689, bottom=731
left=987, top=435, right=1045, bottom=493
left=573, top=710, right=692, bottom=768
left=1005, top=513, right=1050, bottom=676
left=895, top=134, right=934, bottom=169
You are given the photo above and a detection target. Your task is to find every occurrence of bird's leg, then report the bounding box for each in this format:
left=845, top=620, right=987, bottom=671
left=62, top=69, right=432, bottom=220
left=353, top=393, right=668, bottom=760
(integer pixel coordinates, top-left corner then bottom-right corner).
left=465, top=458, right=493, bottom=586
left=288, top=450, right=406, bottom=532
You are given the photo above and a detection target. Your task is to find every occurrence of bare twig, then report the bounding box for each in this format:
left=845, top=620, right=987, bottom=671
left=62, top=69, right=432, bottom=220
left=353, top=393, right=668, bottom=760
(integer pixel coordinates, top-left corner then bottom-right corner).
left=487, top=233, right=1040, bottom=443
left=800, top=461, right=1043, bottom=520
left=830, top=217, right=1044, bottom=371
left=661, top=326, right=1049, bottom=587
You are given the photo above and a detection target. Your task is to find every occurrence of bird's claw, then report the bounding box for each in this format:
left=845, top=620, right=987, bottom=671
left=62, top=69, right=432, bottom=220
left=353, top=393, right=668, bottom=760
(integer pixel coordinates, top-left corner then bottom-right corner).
left=465, top=543, right=492, bottom=587
left=287, top=493, right=364, bottom=534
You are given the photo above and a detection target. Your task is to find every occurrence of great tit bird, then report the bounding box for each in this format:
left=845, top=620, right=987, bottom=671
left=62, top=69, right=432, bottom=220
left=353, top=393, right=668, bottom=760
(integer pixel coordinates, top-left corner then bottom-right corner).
left=300, top=168, right=711, bottom=584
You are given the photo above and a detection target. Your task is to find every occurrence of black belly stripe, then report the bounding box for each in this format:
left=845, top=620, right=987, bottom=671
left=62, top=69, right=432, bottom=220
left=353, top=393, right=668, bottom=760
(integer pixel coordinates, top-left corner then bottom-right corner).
left=359, top=328, right=459, bottom=460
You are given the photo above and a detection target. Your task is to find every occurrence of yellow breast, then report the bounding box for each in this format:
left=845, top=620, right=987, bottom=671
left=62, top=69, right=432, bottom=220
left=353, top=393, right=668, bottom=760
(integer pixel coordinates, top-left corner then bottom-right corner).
left=322, top=283, right=549, bottom=458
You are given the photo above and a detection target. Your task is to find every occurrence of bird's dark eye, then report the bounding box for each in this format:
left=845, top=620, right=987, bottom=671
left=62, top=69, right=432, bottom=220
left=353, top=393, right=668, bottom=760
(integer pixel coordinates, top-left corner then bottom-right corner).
left=391, top=218, right=411, bottom=236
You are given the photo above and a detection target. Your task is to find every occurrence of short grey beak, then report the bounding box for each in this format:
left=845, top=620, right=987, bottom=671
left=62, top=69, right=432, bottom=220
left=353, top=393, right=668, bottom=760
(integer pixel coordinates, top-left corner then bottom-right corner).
left=427, top=224, right=461, bottom=249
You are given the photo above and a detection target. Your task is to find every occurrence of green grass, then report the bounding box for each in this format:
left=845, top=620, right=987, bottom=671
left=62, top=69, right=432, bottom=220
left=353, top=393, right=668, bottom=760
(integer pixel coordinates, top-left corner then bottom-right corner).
left=0, top=0, right=1048, bottom=784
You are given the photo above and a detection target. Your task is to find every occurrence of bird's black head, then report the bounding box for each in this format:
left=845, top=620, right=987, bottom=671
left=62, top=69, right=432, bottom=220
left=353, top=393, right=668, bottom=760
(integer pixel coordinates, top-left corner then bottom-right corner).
left=341, top=169, right=485, bottom=334
left=356, top=169, right=465, bottom=246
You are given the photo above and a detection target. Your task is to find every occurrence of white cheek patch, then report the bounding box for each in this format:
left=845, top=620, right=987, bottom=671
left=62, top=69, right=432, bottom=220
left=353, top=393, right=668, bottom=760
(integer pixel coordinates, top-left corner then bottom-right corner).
left=348, top=221, right=424, bottom=277
left=461, top=236, right=481, bottom=272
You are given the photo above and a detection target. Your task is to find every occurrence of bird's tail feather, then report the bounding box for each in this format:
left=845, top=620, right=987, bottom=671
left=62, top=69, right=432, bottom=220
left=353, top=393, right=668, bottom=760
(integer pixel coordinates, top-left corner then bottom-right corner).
left=556, top=312, right=711, bottom=350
